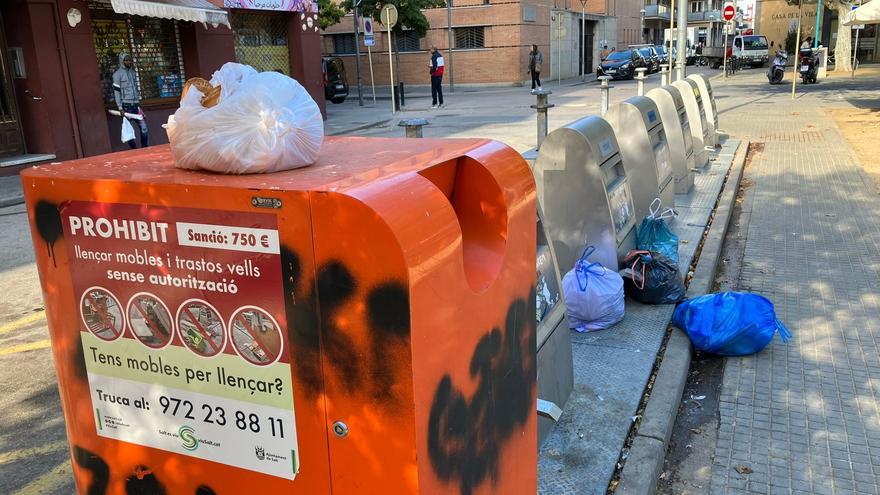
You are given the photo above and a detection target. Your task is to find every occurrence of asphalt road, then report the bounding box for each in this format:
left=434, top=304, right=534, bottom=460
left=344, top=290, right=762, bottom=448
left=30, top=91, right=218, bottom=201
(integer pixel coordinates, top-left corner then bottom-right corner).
left=0, top=202, right=71, bottom=495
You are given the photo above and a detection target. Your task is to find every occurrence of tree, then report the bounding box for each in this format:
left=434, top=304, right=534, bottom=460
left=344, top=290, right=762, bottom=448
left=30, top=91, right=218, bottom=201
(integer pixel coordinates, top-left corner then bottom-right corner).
left=825, top=0, right=857, bottom=72
left=345, top=0, right=447, bottom=38
left=787, top=0, right=857, bottom=72
left=318, top=0, right=346, bottom=30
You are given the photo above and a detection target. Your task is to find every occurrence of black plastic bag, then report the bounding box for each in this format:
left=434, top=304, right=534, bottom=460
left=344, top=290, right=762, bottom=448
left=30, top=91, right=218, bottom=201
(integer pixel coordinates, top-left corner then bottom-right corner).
left=619, top=250, right=685, bottom=304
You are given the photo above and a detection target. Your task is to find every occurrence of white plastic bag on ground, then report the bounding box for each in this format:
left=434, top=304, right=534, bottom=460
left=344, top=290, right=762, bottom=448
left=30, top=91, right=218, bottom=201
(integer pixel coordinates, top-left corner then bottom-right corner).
left=562, top=246, right=625, bottom=332
left=165, top=63, right=323, bottom=174
left=121, top=117, right=135, bottom=143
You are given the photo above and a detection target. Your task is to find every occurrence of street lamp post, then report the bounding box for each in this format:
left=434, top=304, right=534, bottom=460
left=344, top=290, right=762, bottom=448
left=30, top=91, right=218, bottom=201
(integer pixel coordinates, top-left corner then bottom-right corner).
left=676, top=0, right=687, bottom=80
left=447, top=0, right=454, bottom=92
left=352, top=0, right=364, bottom=106
left=640, top=9, right=646, bottom=44
left=580, top=0, right=587, bottom=81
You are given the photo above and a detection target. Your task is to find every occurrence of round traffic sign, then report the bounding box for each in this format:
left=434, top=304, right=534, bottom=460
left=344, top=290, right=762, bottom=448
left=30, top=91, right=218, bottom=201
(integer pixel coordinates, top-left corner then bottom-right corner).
left=380, top=4, right=398, bottom=29
left=723, top=3, right=735, bottom=21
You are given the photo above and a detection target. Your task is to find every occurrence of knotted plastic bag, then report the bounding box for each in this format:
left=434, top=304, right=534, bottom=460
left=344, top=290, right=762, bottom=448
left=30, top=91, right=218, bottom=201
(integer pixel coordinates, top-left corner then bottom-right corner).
left=672, top=292, right=791, bottom=356
left=636, top=198, right=679, bottom=265
left=165, top=63, right=323, bottom=174
left=562, top=246, right=625, bottom=332
left=619, top=250, right=685, bottom=304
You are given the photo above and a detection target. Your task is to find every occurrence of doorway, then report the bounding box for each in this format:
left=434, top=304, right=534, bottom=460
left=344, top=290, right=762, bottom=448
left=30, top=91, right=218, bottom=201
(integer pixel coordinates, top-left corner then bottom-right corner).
left=580, top=20, right=595, bottom=75
left=0, top=15, right=25, bottom=158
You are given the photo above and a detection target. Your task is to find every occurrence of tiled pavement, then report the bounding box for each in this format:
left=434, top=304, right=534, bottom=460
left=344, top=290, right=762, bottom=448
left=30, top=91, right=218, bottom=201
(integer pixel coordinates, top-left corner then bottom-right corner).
left=538, top=139, right=740, bottom=493
left=707, top=73, right=880, bottom=494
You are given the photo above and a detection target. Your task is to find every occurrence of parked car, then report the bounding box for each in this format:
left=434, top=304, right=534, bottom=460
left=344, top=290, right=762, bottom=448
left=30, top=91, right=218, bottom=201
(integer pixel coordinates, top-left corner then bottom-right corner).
left=597, top=50, right=646, bottom=80
left=323, top=57, right=349, bottom=104
left=655, top=44, right=670, bottom=66
left=633, top=46, right=661, bottom=73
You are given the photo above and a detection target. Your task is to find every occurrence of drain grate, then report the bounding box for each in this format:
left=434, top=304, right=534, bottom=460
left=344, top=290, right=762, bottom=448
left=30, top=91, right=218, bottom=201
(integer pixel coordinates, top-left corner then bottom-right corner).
left=756, top=129, right=823, bottom=143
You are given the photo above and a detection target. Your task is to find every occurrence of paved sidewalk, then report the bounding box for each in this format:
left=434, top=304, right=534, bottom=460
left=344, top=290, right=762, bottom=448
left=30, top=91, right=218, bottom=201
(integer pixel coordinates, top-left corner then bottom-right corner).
left=707, top=73, right=880, bottom=494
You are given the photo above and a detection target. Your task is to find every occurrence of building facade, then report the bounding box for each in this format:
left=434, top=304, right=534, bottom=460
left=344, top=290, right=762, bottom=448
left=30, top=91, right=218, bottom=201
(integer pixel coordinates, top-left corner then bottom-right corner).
left=756, top=0, right=878, bottom=63
left=320, top=0, right=648, bottom=88
left=0, top=0, right=324, bottom=167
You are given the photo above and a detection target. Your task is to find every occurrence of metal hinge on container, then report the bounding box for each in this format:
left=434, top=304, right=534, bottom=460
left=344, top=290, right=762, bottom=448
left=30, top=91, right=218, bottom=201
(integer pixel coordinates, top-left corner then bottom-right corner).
left=537, top=399, right=563, bottom=422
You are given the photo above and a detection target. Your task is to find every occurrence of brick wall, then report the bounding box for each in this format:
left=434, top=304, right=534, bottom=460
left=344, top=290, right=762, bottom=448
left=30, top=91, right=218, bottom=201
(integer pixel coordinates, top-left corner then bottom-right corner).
left=321, top=0, right=638, bottom=85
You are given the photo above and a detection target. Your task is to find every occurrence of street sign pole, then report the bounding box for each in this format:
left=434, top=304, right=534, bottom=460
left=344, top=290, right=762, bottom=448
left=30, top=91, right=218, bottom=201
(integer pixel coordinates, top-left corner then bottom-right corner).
left=723, top=22, right=729, bottom=78
left=722, top=3, right=734, bottom=79
left=388, top=27, right=395, bottom=112
left=791, top=0, right=803, bottom=99
left=367, top=46, right=376, bottom=104
left=380, top=5, right=398, bottom=113
left=363, top=17, right=377, bottom=104
left=852, top=0, right=863, bottom=78
left=813, top=0, right=822, bottom=48
left=352, top=1, right=364, bottom=106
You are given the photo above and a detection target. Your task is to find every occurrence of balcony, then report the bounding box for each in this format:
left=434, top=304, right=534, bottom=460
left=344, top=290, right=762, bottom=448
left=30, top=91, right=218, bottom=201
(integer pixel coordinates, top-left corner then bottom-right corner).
left=644, top=4, right=671, bottom=20
left=688, top=9, right=722, bottom=22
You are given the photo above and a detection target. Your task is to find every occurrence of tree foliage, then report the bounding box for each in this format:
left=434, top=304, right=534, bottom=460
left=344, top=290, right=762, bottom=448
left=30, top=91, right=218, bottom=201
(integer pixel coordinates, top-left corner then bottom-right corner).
left=318, top=0, right=346, bottom=30
left=342, top=0, right=447, bottom=37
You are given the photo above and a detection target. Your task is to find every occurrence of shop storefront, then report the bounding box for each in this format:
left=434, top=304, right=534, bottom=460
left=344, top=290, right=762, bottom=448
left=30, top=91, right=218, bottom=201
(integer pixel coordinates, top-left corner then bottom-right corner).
left=0, top=0, right=324, bottom=167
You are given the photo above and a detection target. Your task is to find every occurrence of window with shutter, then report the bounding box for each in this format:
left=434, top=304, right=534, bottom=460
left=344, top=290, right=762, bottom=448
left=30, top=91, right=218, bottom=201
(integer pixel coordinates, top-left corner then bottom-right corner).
left=454, top=27, right=486, bottom=50
left=231, top=13, right=291, bottom=75
left=87, top=0, right=186, bottom=106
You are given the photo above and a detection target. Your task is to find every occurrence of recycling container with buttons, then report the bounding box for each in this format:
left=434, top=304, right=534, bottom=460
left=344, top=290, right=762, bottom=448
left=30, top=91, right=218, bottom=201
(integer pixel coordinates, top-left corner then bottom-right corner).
left=687, top=73, right=719, bottom=147
left=672, top=78, right=711, bottom=168
left=21, top=137, right=538, bottom=495
left=604, top=96, right=676, bottom=217
left=535, top=204, right=573, bottom=445
left=647, top=85, right=696, bottom=195
left=533, top=115, right=637, bottom=272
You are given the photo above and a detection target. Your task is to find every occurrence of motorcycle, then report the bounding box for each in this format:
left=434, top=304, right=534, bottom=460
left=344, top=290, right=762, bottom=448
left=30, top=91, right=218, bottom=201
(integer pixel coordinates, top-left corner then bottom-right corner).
left=767, top=50, right=787, bottom=84
left=798, top=48, right=819, bottom=84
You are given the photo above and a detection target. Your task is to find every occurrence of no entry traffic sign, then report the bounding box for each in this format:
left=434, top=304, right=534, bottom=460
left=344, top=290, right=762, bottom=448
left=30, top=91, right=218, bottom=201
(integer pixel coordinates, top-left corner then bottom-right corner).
left=723, top=3, right=735, bottom=21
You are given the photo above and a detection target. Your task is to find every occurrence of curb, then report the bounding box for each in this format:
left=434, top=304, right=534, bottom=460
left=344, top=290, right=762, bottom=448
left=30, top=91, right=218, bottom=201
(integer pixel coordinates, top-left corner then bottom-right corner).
left=0, top=196, right=23, bottom=208
left=616, top=139, right=749, bottom=494
left=326, top=118, right=392, bottom=136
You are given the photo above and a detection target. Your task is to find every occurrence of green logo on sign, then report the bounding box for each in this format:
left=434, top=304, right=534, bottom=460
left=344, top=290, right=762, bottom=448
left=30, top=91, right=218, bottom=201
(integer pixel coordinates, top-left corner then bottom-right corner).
left=179, top=426, right=198, bottom=451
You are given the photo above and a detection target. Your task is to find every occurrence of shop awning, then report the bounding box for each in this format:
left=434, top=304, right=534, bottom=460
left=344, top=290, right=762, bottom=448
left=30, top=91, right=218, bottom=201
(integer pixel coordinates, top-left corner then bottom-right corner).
left=843, top=0, right=880, bottom=25
left=111, top=0, right=230, bottom=28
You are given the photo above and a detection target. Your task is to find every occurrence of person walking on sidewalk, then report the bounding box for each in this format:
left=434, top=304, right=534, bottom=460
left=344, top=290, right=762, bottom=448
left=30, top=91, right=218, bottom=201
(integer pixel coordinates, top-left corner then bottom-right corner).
left=529, top=45, right=543, bottom=92
left=599, top=45, right=610, bottom=60
left=113, top=52, right=149, bottom=149
left=428, top=45, right=445, bottom=109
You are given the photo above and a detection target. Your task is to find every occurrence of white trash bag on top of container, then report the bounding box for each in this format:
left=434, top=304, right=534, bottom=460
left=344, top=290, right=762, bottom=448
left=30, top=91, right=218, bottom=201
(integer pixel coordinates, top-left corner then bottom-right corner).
left=165, top=62, right=323, bottom=174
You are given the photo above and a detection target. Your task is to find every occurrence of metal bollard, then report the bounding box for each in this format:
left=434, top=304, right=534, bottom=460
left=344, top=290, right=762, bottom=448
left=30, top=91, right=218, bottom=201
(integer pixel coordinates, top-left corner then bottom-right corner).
left=530, top=89, right=555, bottom=150
left=598, top=76, right=612, bottom=116
left=660, top=65, right=669, bottom=86
left=398, top=118, right=429, bottom=138
left=635, top=68, right=648, bottom=96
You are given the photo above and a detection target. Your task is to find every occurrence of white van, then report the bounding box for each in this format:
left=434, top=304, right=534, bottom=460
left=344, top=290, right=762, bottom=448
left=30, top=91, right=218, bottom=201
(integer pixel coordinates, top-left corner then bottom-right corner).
left=732, top=35, right=769, bottom=67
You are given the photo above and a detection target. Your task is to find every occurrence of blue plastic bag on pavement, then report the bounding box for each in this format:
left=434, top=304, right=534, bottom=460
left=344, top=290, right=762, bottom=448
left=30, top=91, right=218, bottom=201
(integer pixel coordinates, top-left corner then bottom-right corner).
left=672, top=292, right=792, bottom=356
left=562, top=246, right=625, bottom=332
left=636, top=198, right=679, bottom=265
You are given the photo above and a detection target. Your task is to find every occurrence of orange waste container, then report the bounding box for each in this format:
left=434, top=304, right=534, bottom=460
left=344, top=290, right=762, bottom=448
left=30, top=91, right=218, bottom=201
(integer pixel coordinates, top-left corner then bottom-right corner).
left=22, top=137, right=537, bottom=495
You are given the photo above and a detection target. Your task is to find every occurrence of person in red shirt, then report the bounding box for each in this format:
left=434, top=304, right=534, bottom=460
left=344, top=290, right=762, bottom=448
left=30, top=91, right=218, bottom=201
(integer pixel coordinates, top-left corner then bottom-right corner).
left=428, top=45, right=445, bottom=109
